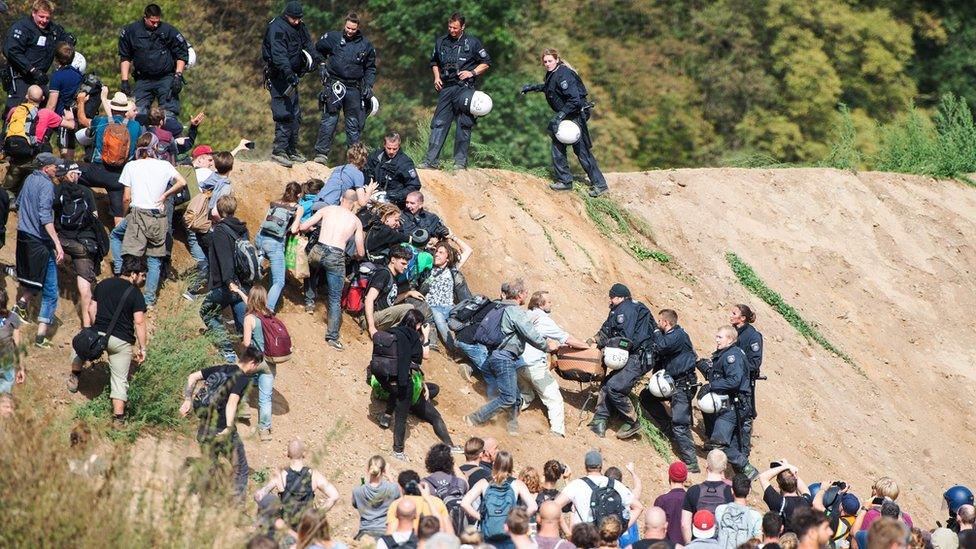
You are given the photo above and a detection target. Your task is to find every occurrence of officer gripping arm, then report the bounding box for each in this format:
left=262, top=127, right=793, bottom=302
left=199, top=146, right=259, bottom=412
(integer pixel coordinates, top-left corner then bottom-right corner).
left=653, top=328, right=694, bottom=379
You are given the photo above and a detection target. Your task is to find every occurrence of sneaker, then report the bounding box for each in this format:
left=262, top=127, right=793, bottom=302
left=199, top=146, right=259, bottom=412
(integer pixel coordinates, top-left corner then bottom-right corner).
left=325, top=338, right=344, bottom=351
left=66, top=372, right=80, bottom=393
left=392, top=451, right=408, bottom=461
left=224, top=353, right=238, bottom=364
left=112, top=416, right=125, bottom=430
left=463, top=414, right=476, bottom=427
left=686, top=461, right=702, bottom=474
left=742, top=463, right=759, bottom=481
left=34, top=337, right=52, bottom=349
left=259, top=428, right=272, bottom=442
left=304, top=303, right=315, bottom=314
left=313, top=154, right=329, bottom=166
left=616, top=422, right=642, bottom=440
left=12, top=304, right=29, bottom=323
left=519, top=400, right=530, bottom=412
left=270, top=153, right=293, bottom=167
left=378, top=413, right=392, bottom=429
left=417, top=162, right=438, bottom=170
left=288, top=152, right=307, bottom=163
left=182, top=290, right=197, bottom=302
left=549, top=182, right=573, bottom=191
left=457, top=363, right=474, bottom=383
left=588, top=187, right=609, bottom=198
left=449, top=445, right=464, bottom=455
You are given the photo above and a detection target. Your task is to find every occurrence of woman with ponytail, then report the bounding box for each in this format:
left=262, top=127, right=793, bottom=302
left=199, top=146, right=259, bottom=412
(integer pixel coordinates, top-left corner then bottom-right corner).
left=352, top=455, right=401, bottom=540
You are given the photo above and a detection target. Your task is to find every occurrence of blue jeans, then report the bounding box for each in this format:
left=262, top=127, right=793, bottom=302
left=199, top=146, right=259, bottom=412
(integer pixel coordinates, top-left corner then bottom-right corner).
left=309, top=243, right=345, bottom=341
left=0, top=367, right=15, bottom=393
left=253, top=362, right=276, bottom=430
left=255, top=233, right=286, bottom=311
left=37, top=249, right=58, bottom=325
left=429, top=304, right=456, bottom=351
left=469, top=354, right=522, bottom=424
left=457, top=340, right=491, bottom=392
left=110, top=218, right=162, bottom=304
left=200, top=286, right=246, bottom=361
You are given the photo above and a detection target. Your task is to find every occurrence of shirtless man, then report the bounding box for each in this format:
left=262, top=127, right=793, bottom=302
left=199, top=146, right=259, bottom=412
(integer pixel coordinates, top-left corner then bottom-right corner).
left=253, top=439, right=341, bottom=532
left=299, top=188, right=365, bottom=350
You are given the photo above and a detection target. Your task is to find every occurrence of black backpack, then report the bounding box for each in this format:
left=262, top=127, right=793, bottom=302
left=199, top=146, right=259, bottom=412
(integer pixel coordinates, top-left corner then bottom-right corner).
left=380, top=533, right=418, bottom=549
left=369, top=330, right=399, bottom=379
left=695, top=481, right=730, bottom=515
left=281, top=467, right=315, bottom=524
left=425, top=473, right=470, bottom=535
left=58, top=187, right=91, bottom=233
left=448, top=294, right=492, bottom=332
left=583, top=477, right=625, bottom=526
left=473, top=303, right=514, bottom=350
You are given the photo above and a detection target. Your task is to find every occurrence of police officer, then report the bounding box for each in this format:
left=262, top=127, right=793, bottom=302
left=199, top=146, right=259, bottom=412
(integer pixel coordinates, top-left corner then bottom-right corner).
left=419, top=11, right=491, bottom=170
left=589, top=283, right=656, bottom=439
left=364, top=132, right=421, bottom=208
left=262, top=1, right=319, bottom=168
left=638, top=309, right=700, bottom=472
left=700, top=325, right=758, bottom=479
left=521, top=48, right=608, bottom=198
left=2, top=0, right=74, bottom=115
left=312, top=12, right=376, bottom=165
left=731, top=303, right=762, bottom=456
left=118, top=4, right=189, bottom=118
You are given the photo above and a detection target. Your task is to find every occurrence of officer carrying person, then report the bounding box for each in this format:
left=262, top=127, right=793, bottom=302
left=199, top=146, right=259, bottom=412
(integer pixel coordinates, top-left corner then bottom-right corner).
left=2, top=0, right=74, bottom=115
left=698, top=325, right=759, bottom=480
left=418, top=11, right=491, bottom=171
left=312, top=12, right=377, bottom=165
left=364, top=132, right=421, bottom=208
left=262, top=1, right=319, bottom=168
left=521, top=47, right=608, bottom=198
left=118, top=3, right=189, bottom=118
left=588, top=283, right=657, bottom=440
left=638, top=309, right=701, bottom=473
left=731, top=304, right=763, bottom=456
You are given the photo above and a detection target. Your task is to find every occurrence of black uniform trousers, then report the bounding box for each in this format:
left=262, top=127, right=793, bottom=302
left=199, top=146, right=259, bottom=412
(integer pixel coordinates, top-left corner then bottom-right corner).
left=594, top=354, right=645, bottom=424
left=423, top=83, right=475, bottom=168
left=135, top=74, right=180, bottom=117
left=639, top=383, right=697, bottom=466
left=704, top=397, right=752, bottom=470
left=314, top=83, right=364, bottom=157
left=551, top=116, right=607, bottom=191
left=268, top=75, right=301, bottom=156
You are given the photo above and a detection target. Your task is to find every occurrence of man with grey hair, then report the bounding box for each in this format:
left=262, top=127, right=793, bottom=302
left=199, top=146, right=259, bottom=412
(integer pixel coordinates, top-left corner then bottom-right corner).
left=464, top=279, right=559, bottom=435
left=400, top=190, right=448, bottom=241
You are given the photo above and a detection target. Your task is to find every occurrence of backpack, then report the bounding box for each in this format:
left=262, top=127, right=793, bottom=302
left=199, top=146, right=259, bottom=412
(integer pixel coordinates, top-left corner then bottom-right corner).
left=101, top=119, right=131, bottom=166
left=191, top=368, right=233, bottom=417
left=259, top=314, right=292, bottom=363
left=5, top=103, right=38, bottom=145
left=480, top=478, right=517, bottom=541
left=259, top=202, right=297, bottom=240
left=59, top=193, right=89, bottom=232
left=473, top=303, right=514, bottom=350
left=342, top=262, right=380, bottom=314
left=452, top=268, right=472, bottom=303
left=583, top=477, right=625, bottom=526
left=280, top=467, right=315, bottom=525
left=219, top=224, right=262, bottom=284
left=172, top=165, right=199, bottom=209
left=695, top=481, right=730, bottom=515
left=369, top=330, right=399, bottom=379
left=183, top=189, right=213, bottom=232
left=426, top=473, right=470, bottom=535
left=380, top=533, right=418, bottom=549
left=448, top=294, right=493, bottom=333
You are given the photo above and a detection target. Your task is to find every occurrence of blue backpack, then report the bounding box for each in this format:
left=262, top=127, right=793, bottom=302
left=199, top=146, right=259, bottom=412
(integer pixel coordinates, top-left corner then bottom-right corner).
left=479, top=478, right=517, bottom=541
left=473, top=303, right=513, bottom=350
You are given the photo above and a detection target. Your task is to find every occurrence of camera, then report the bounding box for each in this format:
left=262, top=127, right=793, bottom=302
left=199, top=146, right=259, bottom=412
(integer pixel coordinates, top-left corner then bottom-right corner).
left=405, top=479, right=421, bottom=496
left=79, top=72, right=102, bottom=97
left=832, top=481, right=847, bottom=490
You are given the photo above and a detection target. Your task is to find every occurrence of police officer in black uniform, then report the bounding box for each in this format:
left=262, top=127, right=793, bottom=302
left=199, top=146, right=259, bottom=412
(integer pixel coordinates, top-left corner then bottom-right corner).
left=118, top=3, right=189, bottom=118
left=589, top=283, right=656, bottom=440
left=364, top=132, right=421, bottom=208
left=701, top=325, right=758, bottom=479
left=312, top=12, right=376, bottom=165
left=731, top=303, right=763, bottom=456
left=521, top=47, right=608, bottom=198
left=638, top=309, right=700, bottom=472
left=2, top=0, right=74, bottom=115
left=262, top=1, right=319, bottom=168
left=419, top=12, right=491, bottom=170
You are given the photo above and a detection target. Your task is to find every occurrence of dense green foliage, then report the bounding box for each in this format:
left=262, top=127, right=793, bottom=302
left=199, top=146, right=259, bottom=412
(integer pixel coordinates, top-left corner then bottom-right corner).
left=4, top=0, right=976, bottom=173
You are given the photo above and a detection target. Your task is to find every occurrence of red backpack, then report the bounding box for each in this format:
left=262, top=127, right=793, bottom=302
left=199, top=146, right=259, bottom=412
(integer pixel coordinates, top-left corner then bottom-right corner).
left=341, top=262, right=379, bottom=314
left=259, top=314, right=292, bottom=363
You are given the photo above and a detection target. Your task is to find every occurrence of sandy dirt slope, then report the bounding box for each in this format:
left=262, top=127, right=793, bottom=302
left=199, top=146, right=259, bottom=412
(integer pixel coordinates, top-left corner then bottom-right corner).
left=6, top=162, right=974, bottom=533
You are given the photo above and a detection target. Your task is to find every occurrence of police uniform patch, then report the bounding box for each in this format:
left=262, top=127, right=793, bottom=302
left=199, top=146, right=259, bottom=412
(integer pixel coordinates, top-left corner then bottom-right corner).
left=408, top=169, right=417, bottom=178
left=560, top=80, right=568, bottom=90
left=616, top=314, right=625, bottom=324
left=727, top=355, right=735, bottom=364
left=479, top=48, right=487, bottom=58
left=751, top=342, right=760, bottom=352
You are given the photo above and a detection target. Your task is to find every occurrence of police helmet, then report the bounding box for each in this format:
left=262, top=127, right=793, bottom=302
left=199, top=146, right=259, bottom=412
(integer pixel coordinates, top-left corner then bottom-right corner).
left=603, top=347, right=628, bottom=370
left=555, top=120, right=581, bottom=144
left=71, top=51, right=87, bottom=74
left=648, top=370, right=676, bottom=398
left=371, top=190, right=389, bottom=204
left=697, top=392, right=729, bottom=414
left=456, top=88, right=493, bottom=117
left=808, top=482, right=822, bottom=500
left=75, top=128, right=93, bottom=147
left=369, top=95, right=380, bottom=117
left=944, top=485, right=975, bottom=514
left=186, top=46, right=197, bottom=69
left=302, top=49, right=314, bottom=74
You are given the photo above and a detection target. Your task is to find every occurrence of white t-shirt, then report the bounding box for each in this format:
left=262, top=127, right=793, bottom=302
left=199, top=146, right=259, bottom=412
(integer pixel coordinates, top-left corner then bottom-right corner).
left=522, top=309, right=569, bottom=366
left=562, top=474, right=634, bottom=525
left=120, top=158, right=178, bottom=209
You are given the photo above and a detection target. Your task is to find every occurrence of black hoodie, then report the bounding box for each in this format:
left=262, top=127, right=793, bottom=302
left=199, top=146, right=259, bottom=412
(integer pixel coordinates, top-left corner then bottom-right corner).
left=208, top=216, right=248, bottom=290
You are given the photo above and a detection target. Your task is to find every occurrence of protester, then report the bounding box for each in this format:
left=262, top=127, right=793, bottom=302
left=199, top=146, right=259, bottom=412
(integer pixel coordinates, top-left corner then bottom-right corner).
left=762, top=513, right=784, bottom=549
left=3, top=85, right=46, bottom=193
left=853, top=477, right=914, bottom=532
left=364, top=246, right=418, bottom=335
left=0, top=288, right=25, bottom=394
left=654, top=461, right=690, bottom=546
left=572, top=522, right=600, bottom=549
left=715, top=474, right=763, bottom=549
left=461, top=451, right=538, bottom=549
left=241, top=285, right=280, bottom=441
left=957, top=505, right=975, bottom=548
left=686, top=511, right=720, bottom=548
left=554, top=449, right=638, bottom=528
left=682, top=450, right=734, bottom=544
left=422, top=237, right=472, bottom=353
left=353, top=455, right=401, bottom=540
left=313, top=142, right=375, bottom=206
left=758, top=462, right=812, bottom=531
left=459, top=437, right=493, bottom=487
left=253, top=439, right=340, bottom=531
left=256, top=181, right=304, bottom=311
left=789, top=508, right=832, bottom=549
left=537, top=500, right=576, bottom=549
left=381, top=497, right=421, bottom=549
left=506, top=509, right=536, bottom=549
left=365, top=202, right=410, bottom=263
left=53, top=160, right=104, bottom=327
left=422, top=443, right=468, bottom=504
left=633, top=507, right=676, bottom=549
left=199, top=194, right=250, bottom=363
left=386, top=469, right=454, bottom=534
left=295, top=509, right=348, bottom=549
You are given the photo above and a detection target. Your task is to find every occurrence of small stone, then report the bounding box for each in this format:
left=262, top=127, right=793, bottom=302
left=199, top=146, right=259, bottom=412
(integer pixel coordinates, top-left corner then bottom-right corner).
left=679, top=287, right=693, bottom=299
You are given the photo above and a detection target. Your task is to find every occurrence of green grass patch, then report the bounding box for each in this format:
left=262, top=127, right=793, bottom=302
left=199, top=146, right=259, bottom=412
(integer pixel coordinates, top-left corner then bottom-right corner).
left=819, top=104, right=861, bottom=171
left=76, top=302, right=219, bottom=441
left=725, top=252, right=859, bottom=371
left=629, top=241, right=671, bottom=264
left=631, top=394, right=672, bottom=460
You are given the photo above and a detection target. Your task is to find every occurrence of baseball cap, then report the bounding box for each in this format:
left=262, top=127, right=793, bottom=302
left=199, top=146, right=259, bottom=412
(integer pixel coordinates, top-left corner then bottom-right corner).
left=191, top=145, right=213, bottom=159
left=841, top=493, right=860, bottom=516
left=35, top=152, right=59, bottom=167
left=668, top=461, right=688, bottom=483
left=584, top=450, right=602, bottom=469
left=55, top=161, right=81, bottom=177
left=692, top=510, right=716, bottom=539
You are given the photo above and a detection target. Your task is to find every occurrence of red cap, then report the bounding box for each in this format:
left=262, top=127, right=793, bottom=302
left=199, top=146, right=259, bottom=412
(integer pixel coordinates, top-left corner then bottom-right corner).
left=191, top=145, right=213, bottom=159
left=668, top=461, right=688, bottom=483
left=692, top=510, right=716, bottom=538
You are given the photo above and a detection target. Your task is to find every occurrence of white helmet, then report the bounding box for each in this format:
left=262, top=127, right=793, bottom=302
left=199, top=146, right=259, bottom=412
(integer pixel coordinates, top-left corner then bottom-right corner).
left=70, top=51, right=86, bottom=74
left=75, top=128, right=93, bottom=146
left=648, top=370, right=676, bottom=398
left=186, top=46, right=197, bottom=69
left=469, top=90, right=492, bottom=116
left=555, top=120, right=581, bottom=144
left=697, top=392, right=729, bottom=414
left=369, top=95, right=379, bottom=117
left=371, top=190, right=388, bottom=203
left=302, top=49, right=314, bottom=73
left=603, top=347, right=629, bottom=370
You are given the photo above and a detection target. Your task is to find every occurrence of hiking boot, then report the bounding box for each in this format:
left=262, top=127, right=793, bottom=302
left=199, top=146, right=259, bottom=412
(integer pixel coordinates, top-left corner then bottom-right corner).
left=616, top=422, right=641, bottom=440
left=66, top=372, right=80, bottom=393
left=588, top=187, right=609, bottom=198
left=392, top=451, right=408, bottom=461
left=325, top=338, right=344, bottom=351
left=417, top=162, right=438, bottom=170
left=685, top=461, right=701, bottom=474
left=270, top=153, right=293, bottom=167
left=741, top=463, right=759, bottom=481
left=549, top=182, right=573, bottom=191
left=588, top=419, right=607, bottom=438
left=259, top=428, right=272, bottom=442
left=378, top=413, right=392, bottom=429
left=34, top=337, right=52, bottom=349
left=313, top=154, right=329, bottom=166
left=12, top=303, right=29, bottom=323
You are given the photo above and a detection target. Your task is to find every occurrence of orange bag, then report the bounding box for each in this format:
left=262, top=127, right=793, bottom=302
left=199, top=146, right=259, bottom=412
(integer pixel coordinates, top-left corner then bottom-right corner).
left=551, top=346, right=605, bottom=383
